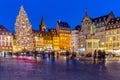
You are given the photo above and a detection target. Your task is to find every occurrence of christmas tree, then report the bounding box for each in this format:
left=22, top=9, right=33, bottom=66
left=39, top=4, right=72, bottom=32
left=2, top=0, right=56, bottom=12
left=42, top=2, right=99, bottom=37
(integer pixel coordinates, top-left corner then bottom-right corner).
left=15, top=6, right=33, bottom=52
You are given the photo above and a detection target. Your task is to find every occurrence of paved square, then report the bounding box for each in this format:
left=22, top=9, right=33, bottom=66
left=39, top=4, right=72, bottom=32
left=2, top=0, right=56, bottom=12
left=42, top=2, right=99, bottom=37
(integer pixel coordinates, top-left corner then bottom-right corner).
left=0, top=56, right=120, bottom=80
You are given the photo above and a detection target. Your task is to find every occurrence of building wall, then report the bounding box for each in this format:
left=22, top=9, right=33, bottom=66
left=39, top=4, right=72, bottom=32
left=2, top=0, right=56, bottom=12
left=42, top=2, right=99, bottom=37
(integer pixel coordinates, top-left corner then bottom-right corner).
left=43, top=35, right=53, bottom=51
left=79, top=11, right=114, bottom=54
left=0, top=35, right=13, bottom=52
left=95, top=26, right=105, bottom=48
left=105, top=22, right=120, bottom=51
left=79, top=16, right=92, bottom=53
left=71, top=30, right=79, bottom=52
left=33, top=36, right=44, bottom=51
left=56, top=21, right=71, bottom=51
left=53, top=36, right=60, bottom=51
left=59, top=30, right=70, bottom=51
left=0, top=26, right=13, bottom=53
left=49, top=28, right=60, bottom=51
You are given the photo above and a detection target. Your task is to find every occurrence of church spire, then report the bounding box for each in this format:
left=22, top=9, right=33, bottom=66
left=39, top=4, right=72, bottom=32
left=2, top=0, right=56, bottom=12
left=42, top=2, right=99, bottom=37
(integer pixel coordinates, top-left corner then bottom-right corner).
left=40, top=16, right=46, bottom=31
left=85, top=8, right=88, bottom=17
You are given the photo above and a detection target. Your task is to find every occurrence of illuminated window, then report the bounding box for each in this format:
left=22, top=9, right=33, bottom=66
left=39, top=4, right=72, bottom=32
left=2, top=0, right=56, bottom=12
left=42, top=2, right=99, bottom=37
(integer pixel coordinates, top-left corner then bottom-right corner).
left=9, top=42, right=11, bottom=46
left=93, top=42, right=98, bottom=48
left=117, top=42, right=119, bottom=47
left=114, top=30, right=117, bottom=35
left=6, top=47, right=8, bottom=49
left=88, top=42, right=92, bottom=48
left=113, top=43, right=115, bottom=47
left=113, top=36, right=116, bottom=40
left=109, top=37, right=112, bottom=41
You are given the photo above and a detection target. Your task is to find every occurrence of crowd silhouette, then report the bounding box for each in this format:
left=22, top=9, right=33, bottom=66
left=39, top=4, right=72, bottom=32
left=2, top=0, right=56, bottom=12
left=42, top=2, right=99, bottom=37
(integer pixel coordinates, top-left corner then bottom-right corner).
left=93, top=49, right=106, bottom=64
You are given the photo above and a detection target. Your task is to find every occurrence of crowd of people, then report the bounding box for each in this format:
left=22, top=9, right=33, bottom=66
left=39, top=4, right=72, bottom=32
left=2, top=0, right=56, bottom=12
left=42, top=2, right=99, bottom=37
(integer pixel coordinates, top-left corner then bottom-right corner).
left=1, top=50, right=107, bottom=63
left=93, top=50, right=106, bottom=63
left=32, top=50, right=77, bottom=60
left=65, top=50, right=77, bottom=59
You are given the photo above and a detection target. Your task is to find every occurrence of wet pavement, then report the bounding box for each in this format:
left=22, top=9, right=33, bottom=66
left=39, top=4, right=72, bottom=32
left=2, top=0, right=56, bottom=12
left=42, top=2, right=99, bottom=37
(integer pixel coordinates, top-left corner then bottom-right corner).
left=0, top=56, right=120, bottom=80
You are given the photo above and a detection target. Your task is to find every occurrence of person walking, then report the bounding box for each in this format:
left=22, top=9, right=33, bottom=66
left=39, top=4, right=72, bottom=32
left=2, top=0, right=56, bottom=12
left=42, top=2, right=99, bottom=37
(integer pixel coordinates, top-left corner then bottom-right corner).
left=93, top=50, right=97, bottom=63
left=102, top=50, right=106, bottom=63
left=56, top=52, right=60, bottom=59
left=71, top=52, right=76, bottom=60
left=51, top=51, right=55, bottom=58
left=98, top=50, right=102, bottom=61
left=66, top=50, right=70, bottom=59
left=48, top=51, right=51, bottom=58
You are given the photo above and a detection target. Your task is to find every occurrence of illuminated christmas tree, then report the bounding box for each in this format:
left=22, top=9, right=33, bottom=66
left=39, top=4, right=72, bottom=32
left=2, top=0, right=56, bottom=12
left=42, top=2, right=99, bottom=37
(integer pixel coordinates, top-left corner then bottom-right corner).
left=15, top=6, right=33, bottom=52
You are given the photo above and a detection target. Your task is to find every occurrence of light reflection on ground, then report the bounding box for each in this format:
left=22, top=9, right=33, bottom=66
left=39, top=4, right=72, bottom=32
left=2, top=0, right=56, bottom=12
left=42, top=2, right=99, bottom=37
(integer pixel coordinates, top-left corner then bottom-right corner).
left=0, top=56, right=120, bottom=80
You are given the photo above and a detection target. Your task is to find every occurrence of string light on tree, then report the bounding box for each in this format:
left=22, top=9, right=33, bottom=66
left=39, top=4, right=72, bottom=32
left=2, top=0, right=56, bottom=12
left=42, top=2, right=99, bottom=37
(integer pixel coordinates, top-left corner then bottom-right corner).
left=15, top=6, right=34, bottom=52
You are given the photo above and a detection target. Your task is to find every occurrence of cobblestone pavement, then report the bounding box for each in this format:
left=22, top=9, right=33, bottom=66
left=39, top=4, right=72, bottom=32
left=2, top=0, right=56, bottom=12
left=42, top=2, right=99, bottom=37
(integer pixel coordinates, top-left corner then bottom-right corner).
left=0, top=56, right=120, bottom=80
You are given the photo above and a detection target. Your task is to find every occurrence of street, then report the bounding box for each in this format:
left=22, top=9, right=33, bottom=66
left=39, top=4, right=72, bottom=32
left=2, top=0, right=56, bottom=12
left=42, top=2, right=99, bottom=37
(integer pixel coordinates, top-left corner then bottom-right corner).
left=0, top=56, right=120, bottom=80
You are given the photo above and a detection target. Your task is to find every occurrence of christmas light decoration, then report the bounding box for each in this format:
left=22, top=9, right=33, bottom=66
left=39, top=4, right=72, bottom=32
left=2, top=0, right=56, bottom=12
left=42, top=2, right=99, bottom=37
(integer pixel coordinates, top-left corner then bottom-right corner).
left=15, top=6, right=34, bottom=52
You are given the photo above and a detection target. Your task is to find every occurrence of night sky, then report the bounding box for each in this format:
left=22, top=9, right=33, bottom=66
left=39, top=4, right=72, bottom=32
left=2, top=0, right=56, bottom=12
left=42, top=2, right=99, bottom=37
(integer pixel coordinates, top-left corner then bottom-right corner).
left=0, top=0, right=120, bottom=33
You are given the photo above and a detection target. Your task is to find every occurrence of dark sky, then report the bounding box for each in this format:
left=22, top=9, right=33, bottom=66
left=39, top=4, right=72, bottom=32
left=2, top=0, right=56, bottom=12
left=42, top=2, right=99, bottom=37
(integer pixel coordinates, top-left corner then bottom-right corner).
left=0, top=0, right=120, bottom=33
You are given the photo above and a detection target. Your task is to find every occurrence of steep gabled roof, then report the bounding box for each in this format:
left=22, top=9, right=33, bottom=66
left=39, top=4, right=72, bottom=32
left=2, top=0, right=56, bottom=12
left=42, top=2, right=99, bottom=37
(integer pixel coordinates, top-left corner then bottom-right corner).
left=92, top=11, right=114, bottom=23
left=74, top=25, right=81, bottom=31
left=92, top=15, right=109, bottom=23
left=57, top=21, right=70, bottom=28
left=107, top=17, right=120, bottom=25
left=32, top=30, right=43, bottom=37
left=0, top=25, right=12, bottom=35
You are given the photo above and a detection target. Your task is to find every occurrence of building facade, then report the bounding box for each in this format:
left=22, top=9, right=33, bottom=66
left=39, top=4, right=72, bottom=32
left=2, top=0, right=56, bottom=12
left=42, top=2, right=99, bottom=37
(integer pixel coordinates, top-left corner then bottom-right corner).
left=93, top=11, right=114, bottom=49
left=11, top=6, right=120, bottom=55
left=71, top=25, right=81, bottom=53
left=33, top=30, right=44, bottom=52
left=79, top=10, right=114, bottom=54
left=49, top=28, right=60, bottom=51
left=79, top=10, right=92, bottom=53
left=39, top=17, right=53, bottom=51
left=56, top=21, right=71, bottom=52
left=43, top=32, right=53, bottom=51
left=105, top=17, right=120, bottom=55
left=0, top=25, right=13, bottom=55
